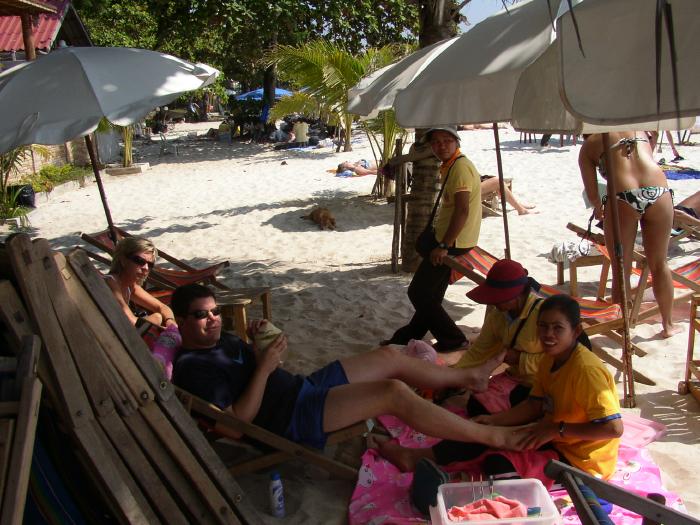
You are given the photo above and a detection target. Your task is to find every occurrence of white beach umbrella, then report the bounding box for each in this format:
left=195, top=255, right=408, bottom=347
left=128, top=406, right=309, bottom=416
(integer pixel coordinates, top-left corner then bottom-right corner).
left=392, top=0, right=557, bottom=129
left=0, top=47, right=219, bottom=153
left=347, top=38, right=460, bottom=119
left=0, top=47, right=219, bottom=235
left=557, top=0, right=699, bottom=126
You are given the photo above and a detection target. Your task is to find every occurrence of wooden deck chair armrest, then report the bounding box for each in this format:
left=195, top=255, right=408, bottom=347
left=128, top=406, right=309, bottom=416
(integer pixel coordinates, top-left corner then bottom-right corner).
left=81, top=231, right=117, bottom=255
left=444, top=256, right=486, bottom=284
left=566, top=222, right=606, bottom=245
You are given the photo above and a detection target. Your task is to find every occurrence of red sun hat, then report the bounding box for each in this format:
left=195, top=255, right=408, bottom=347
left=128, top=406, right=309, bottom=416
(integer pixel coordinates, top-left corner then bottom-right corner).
left=466, top=259, right=530, bottom=305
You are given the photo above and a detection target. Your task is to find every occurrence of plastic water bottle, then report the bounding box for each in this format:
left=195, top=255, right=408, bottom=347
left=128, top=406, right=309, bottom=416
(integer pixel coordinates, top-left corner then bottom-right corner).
left=269, top=471, right=285, bottom=518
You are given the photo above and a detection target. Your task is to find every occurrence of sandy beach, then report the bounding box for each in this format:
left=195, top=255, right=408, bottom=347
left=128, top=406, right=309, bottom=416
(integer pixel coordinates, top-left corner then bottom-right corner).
left=16, top=121, right=700, bottom=522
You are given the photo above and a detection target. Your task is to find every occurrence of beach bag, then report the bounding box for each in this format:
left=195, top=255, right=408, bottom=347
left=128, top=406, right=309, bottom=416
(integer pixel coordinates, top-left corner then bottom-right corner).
left=415, top=227, right=438, bottom=257
left=415, top=156, right=463, bottom=257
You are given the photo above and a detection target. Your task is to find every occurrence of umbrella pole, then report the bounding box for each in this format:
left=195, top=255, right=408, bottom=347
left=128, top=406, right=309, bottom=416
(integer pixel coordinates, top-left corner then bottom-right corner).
left=601, top=133, right=635, bottom=408
left=84, top=135, right=117, bottom=243
left=492, top=123, right=511, bottom=260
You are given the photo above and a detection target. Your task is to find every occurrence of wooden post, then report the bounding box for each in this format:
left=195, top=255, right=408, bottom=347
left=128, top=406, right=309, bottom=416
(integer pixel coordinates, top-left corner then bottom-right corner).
left=391, top=138, right=403, bottom=273
left=492, top=123, right=511, bottom=259
left=20, top=14, right=36, bottom=61
left=601, top=133, right=635, bottom=408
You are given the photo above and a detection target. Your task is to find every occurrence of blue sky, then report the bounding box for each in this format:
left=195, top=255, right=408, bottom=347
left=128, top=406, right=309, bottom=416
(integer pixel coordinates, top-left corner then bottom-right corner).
left=460, top=0, right=509, bottom=30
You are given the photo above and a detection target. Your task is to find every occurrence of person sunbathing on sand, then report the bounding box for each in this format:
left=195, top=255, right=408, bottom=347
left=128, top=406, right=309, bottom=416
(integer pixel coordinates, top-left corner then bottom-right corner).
left=579, top=132, right=680, bottom=337
left=337, top=159, right=378, bottom=176
left=171, top=283, right=531, bottom=451
left=105, top=236, right=177, bottom=330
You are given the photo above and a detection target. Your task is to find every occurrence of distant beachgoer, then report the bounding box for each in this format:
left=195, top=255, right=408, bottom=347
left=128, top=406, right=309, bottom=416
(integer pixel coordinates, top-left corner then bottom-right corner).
left=579, top=132, right=680, bottom=337
left=337, top=159, right=377, bottom=177
left=480, top=175, right=537, bottom=215
left=105, top=236, right=177, bottom=330
left=293, top=119, right=310, bottom=147
left=647, top=131, right=684, bottom=163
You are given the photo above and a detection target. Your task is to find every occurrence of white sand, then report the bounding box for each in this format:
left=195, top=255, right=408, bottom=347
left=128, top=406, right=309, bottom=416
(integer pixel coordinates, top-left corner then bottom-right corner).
left=17, top=122, right=700, bottom=522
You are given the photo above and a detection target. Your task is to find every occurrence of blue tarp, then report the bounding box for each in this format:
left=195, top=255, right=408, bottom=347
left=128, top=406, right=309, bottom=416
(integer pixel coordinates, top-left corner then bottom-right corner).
left=236, top=88, right=292, bottom=101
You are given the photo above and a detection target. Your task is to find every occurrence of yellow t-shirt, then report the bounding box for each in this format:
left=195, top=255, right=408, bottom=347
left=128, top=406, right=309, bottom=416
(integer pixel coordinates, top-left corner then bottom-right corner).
left=530, top=343, right=621, bottom=479
left=434, top=154, right=481, bottom=249
left=453, top=294, right=544, bottom=386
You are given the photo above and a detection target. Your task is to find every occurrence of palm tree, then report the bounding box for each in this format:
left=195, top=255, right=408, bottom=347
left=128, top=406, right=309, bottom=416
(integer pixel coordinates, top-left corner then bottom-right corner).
left=0, top=145, right=48, bottom=225
left=358, top=109, right=408, bottom=197
left=267, top=41, right=401, bottom=152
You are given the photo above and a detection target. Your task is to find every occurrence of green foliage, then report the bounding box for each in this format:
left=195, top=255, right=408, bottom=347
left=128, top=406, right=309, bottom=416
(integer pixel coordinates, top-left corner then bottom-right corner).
left=74, top=0, right=419, bottom=89
left=1, top=145, right=47, bottom=225
left=76, top=1, right=157, bottom=48
left=0, top=186, right=30, bottom=227
left=23, top=164, right=92, bottom=193
left=268, top=41, right=402, bottom=151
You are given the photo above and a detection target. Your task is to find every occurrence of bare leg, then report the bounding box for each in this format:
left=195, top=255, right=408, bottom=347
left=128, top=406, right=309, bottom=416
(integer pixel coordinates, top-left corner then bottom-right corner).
left=640, top=192, right=681, bottom=337
left=339, top=346, right=504, bottom=393
left=480, top=177, right=535, bottom=215
left=322, top=379, right=514, bottom=448
left=603, top=200, right=638, bottom=305
left=665, top=131, right=682, bottom=159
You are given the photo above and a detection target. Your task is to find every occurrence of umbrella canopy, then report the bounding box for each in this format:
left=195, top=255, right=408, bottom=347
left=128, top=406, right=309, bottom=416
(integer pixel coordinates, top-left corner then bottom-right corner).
left=557, top=0, right=699, bottom=125
left=346, top=38, right=459, bottom=118
left=510, top=42, right=696, bottom=133
left=392, top=0, right=556, bottom=128
left=235, top=87, right=292, bottom=101
left=0, top=47, right=219, bottom=155
left=0, top=46, right=219, bottom=238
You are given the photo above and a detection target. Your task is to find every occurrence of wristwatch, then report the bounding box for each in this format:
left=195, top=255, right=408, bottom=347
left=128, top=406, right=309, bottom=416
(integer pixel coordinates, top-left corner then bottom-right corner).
left=438, top=242, right=448, bottom=249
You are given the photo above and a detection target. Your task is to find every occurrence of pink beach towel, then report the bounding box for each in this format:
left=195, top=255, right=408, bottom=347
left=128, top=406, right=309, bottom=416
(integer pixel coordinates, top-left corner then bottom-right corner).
left=349, top=381, right=683, bottom=525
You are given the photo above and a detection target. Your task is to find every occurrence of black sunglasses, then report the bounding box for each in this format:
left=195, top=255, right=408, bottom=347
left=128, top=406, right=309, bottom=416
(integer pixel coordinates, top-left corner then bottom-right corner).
left=128, top=254, right=155, bottom=269
left=187, top=307, right=222, bottom=320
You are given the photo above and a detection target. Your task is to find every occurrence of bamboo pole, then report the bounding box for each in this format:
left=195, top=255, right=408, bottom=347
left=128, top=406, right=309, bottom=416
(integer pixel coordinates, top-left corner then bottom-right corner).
left=601, top=133, right=635, bottom=408
left=492, top=123, right=512, bottom=260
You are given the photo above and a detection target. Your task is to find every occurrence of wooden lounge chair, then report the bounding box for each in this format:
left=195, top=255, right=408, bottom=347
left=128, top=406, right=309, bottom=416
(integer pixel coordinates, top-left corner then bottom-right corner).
left=1, top=236, right=261, bottom=523
left=175, top=387, right=370, bottom=480
left=444, top=245, right=656, bottom=385
left=565, top=222, right=696, bottom=326
left=81, top=227, right=271, bottom=341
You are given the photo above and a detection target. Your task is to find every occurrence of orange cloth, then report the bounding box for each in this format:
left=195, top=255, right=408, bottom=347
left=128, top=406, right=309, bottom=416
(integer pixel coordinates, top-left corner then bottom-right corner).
left=447, top=496, right=526, bottom=521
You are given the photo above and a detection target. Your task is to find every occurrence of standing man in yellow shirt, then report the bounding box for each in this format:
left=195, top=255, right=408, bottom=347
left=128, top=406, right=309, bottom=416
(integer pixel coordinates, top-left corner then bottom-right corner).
left=383, top=126, right=482, bottom=353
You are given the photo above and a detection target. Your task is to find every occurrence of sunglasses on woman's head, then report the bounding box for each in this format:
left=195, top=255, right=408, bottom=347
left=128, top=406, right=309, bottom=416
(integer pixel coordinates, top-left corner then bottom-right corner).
left=128, top=254, right=155, bottom=269
left=188, top=307, right=222, bottom=320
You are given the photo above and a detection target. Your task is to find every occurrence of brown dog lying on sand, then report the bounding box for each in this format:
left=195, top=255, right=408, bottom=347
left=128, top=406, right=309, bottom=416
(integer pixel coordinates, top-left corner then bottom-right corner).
left=301, top=207, right=336, bottom=230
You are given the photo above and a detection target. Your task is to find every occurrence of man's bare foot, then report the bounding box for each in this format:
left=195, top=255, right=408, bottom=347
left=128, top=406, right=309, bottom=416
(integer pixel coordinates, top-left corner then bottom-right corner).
left=369, top=434, right=431, bottom=472
left=463, top=351, right=506, bottom=393
left=661, top=324, right=683, bottom=338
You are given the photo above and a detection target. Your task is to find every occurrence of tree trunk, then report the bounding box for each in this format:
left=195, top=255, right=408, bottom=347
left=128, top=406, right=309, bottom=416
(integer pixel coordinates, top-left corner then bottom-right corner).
left=262, top=32, right=278, bottom=135
left=402, top=156, right=440, bottom=271
left=343, top=113, right=353, bottom=152
left=401, top=1, right=460, bottom=271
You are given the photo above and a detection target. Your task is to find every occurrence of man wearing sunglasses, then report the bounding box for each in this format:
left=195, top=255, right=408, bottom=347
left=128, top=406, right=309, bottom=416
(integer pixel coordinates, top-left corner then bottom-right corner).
left=171, top=284, right=525, bottom=452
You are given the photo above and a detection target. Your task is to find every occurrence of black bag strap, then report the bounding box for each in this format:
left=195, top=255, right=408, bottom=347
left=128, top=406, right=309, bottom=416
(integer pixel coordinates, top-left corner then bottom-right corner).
left=508, top=298, right=542, bottom=349
left=425, top=155, right=465, bottom=229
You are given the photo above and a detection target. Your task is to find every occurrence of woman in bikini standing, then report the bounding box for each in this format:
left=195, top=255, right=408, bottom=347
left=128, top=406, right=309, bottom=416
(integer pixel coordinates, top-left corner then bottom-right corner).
left=579, top=132, right=680, bottom=337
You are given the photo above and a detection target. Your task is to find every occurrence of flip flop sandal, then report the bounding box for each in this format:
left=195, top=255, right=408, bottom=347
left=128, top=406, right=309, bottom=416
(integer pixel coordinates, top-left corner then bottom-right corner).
left=410, top=457, right=449, bottom=516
